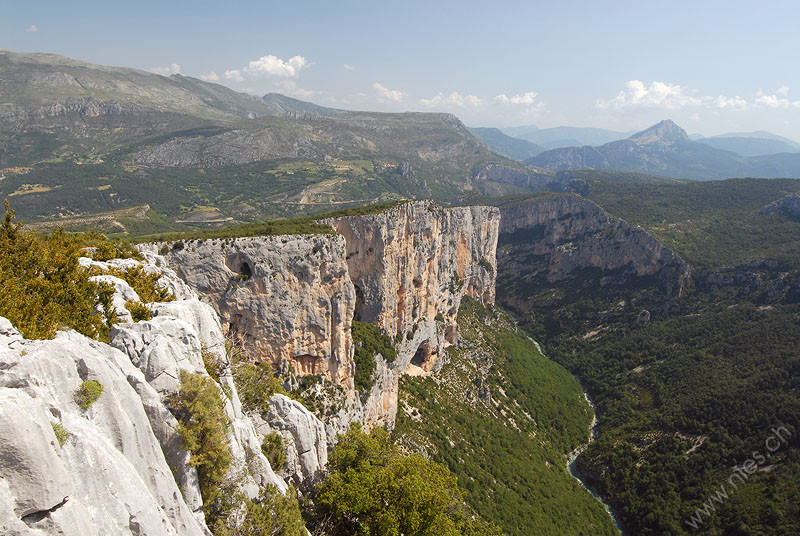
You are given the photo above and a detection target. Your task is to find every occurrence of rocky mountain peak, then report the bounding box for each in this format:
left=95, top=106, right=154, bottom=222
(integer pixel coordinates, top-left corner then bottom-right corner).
left=629, top=119, right=689, bottom=145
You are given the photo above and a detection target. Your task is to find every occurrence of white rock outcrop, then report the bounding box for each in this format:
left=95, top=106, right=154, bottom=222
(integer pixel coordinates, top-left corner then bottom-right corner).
left=0, top=323, right=209, bottom=536
left=251, top=394, right=329, bottom=487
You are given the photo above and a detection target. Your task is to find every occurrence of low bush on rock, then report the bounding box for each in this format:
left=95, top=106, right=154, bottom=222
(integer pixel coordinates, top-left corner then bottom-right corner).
left=74, top=380, right=104, bottom=410
left=169, top=370, right=233, bottom=527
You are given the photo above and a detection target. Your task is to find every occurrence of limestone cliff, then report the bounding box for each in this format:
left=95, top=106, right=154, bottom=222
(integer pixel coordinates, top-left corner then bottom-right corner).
left=0, top=252, right=328, bottom=535
left=143, top=235, right=356, bottom=390
left=147, top=201, right=500, bottom=429
left=327, top=201, right=499, bottom=426
left=495, top=194, right=691, bottom=321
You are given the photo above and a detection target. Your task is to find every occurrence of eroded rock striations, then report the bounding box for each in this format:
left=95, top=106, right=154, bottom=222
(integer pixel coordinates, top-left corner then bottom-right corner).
left=0, top=253, right=322, bottom=535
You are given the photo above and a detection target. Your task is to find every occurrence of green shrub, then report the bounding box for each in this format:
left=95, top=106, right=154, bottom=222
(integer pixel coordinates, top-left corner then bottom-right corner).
left=261, top=431, right=286, bottom=471
left=125, top=300, right=152, bottom=322
left=51, top=422, right=69, bottom=447
left=0, top=202, right=117, bottom=340
left=91, top=265, right=174, bottom=304
left=352, top=321, right=397, bottom=394
left=74, top=380, right=104, bottom=410
left=478, top=257, right=494, bottom=274
left=313, top=425, right=502, bottom=536
left=72, top=231, right=142, bottom=261
left=201, top=347, right=224, bottom=383
left=170, top=370, right=233, bottom=527
left=236, top=485, right=307, bottom=536
left=230, top=352, right=287, bottom=413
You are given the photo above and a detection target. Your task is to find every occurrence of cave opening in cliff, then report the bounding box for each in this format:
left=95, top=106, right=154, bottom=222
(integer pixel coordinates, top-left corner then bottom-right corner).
left=238, top=261, right=252, bottom=279
left=411, top=340, right=436, bottom=371
left=354, top=285, right=365, bottom=321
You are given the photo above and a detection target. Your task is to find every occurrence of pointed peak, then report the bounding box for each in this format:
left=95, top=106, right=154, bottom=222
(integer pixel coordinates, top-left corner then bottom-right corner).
left=629, top=120, right=689, bottom=145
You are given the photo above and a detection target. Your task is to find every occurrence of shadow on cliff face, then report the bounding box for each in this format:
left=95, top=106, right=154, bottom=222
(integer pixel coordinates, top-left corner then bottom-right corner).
left=493, top=194, right=691, bottom=338
left=410, top=340, right=437, bottom=372
left=353, top=285, right=365, bottom=322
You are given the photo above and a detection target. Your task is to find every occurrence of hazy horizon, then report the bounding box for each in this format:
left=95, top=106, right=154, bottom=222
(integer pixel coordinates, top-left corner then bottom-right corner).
left=4, top=0, right=800, bottom=139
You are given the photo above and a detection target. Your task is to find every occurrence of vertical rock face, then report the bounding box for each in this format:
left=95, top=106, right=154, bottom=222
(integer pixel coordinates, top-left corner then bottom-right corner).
left=495, top=194, right=691, bottom=318
left=328, top=201, right=499, bottom=428
left=328, top=201, right=499, bottom=346
left=147, top=201, right=500, bottom=430
left=144, top=235, right=356, bottom=390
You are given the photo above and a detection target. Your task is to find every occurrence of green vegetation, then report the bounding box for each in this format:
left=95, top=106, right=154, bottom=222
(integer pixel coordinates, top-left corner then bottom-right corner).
left=547, top=304, right=800, bottom=535
left=352, top=321, right=397, bottom=394
left=494, top=179, right=800, bottom=534
left=236, top=485, right=306, bottom=536
left=394, top=298, right=617, bottom=536
left=311, top=424, right=502, bottom=536
left=125, top=300, right=152, bottom=322
left=584, top=177, right=800, bottom=268
left=74, top=380, right=104, bottom=410
left=0, top=203, right=117, bottom=339
left=229, top=349, right=288, bottom=413
left=201, top=347, right=224, bottom=384
left=261, top=432, right=286, bottom=471
left=170, top=370, right=233, bottom=528
left=132, top=200, right=408, bottom=243
left=50, top=421, right=69, bottom=447
left=89, top=264, right=175, bottom=303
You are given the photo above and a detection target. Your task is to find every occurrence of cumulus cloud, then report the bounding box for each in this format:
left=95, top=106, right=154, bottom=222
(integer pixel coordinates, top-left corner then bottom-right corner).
left=25, top=25, right=38, bottom=32
left=494, top=91, right=539, bottom=105
left=597, top=80, right=703, bottom=109
left=273, top=79, right=319, bottom=99
left=714, top=95, right=748, bottom=109
left=755, top=87, right=800, bottom=108
left=199, top=71, right=220, bottom=82
left=343, top=64, right=355, bottom=71
left=150, top=63, right=181, bottom=76
left=242, top=55, right=309, bottom=78
left=372, top=82, right=407, bottom=103
left=224, top=69, right=244, bottom=82
left=419, top=91, right=484, bottom=108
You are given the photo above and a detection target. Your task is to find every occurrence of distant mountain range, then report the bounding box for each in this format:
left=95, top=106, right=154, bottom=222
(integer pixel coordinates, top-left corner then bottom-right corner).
left=501, top=125, right=633, bottom=149
left=0, top=49, right=554, bottom=229
left=468, top=127, right=545, bottom=160
left=502, top=123, right=800, bottom=157
left=525, top=120, right=800, bottom=180
left=693, top=131, right=800, bottom=157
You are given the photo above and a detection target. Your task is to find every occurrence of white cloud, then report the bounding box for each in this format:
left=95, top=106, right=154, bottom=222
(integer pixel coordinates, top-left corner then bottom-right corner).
left=242, top=55, right=309, bottom=78
left=419, top=91, right=484, bottom=108
left=25, top=25, right=38, bottom=33
left=224, top=69, right=244, bottom=82
left=714, top=95, right=748, bottom=109
left=199, top=71, right=220, bottom=82
left=494, top=91, right=539, bottom=105
left=597, top=80, right=703, bottom=110
left=343, top=64, right=355, bottom=71
left=150, top=63, right=181, bottom=76
left=755, top=87, right=800, bottom=108
left=372, top=82, right=407, bottom=103
left=273, top=79, right=319, bottom=99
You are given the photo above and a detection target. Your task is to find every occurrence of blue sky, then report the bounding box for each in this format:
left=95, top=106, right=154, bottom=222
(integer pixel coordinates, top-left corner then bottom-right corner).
left=4, top=0, right=800, bottom=138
